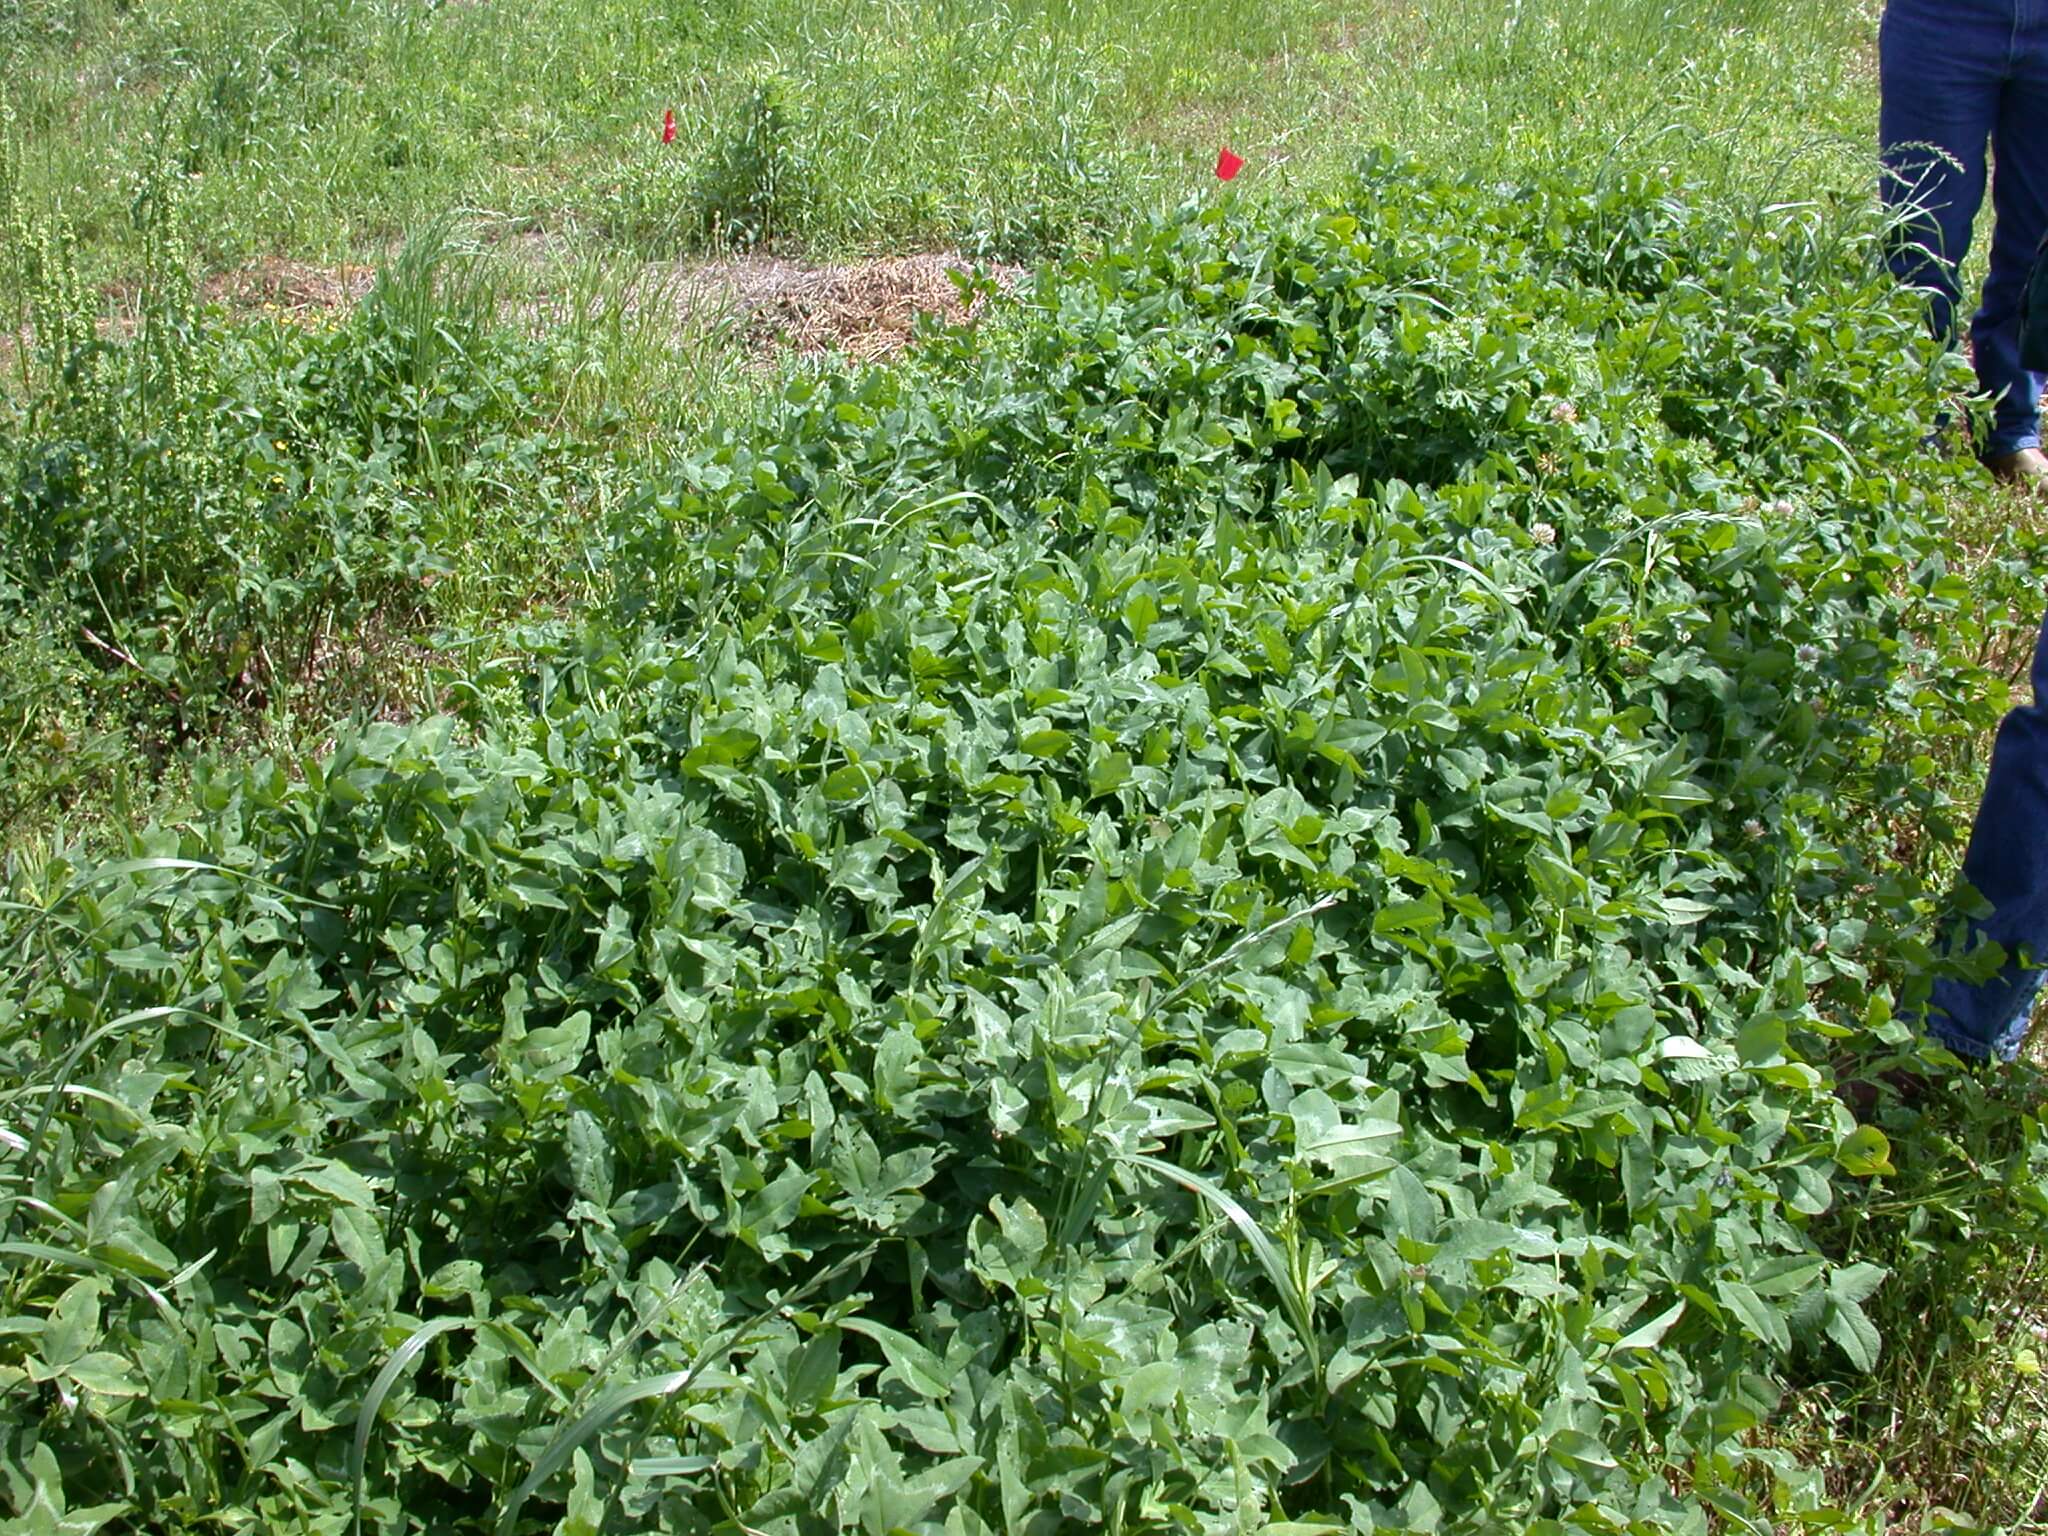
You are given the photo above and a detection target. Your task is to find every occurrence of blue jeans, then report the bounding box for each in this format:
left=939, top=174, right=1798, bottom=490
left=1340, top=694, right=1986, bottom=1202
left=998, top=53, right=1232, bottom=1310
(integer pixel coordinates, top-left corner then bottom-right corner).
left=1925, top=609, right=2048, bottom=1061
left=1880, top=0, right=2048, bottom=457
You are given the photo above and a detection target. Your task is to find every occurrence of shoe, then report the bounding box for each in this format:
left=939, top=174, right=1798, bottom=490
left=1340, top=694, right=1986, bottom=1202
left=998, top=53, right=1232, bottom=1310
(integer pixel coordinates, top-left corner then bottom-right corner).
left=1985, top=446, right=2048, bottom=492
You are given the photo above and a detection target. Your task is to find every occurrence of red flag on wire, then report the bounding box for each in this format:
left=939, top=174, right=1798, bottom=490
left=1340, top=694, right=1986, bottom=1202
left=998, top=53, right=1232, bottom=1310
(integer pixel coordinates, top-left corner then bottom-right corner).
left=1215, top=146, right=1243, bottom=181
left=662, top=109, right=677, bottom=145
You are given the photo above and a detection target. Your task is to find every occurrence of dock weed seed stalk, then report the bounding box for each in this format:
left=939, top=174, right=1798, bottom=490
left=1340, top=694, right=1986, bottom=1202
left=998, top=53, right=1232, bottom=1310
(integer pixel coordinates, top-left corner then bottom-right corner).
left=3, top=161, right=2046, bottom=1535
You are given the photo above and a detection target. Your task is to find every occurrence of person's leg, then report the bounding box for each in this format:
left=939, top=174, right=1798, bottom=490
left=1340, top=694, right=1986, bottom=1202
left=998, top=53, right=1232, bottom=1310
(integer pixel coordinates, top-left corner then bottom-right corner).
left=1973, top=24, right=2048, bottom=456
left=1926, top=607, right=2048, bottom=1062
left=1880, top=0, right=2004, bottom=345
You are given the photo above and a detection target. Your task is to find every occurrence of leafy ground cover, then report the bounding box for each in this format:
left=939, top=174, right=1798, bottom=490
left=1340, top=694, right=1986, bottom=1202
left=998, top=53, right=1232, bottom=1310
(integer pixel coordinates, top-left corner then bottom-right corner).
left=6, top=157, right=2048, bottom=1533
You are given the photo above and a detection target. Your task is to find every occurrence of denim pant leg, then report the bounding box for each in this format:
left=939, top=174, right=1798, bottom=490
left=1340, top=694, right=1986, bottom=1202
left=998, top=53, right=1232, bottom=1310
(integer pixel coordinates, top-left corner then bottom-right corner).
left=1879, top=0, right=2048, bottom=456
left=1976, top=15, right=2048, bottom=454
left=1926, top=608, right=2048, bottom=1062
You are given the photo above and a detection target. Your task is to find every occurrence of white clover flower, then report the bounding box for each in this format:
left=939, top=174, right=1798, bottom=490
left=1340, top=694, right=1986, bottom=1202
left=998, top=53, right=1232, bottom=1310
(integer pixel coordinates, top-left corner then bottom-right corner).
left=1530, top=521, right=1557, bottom=547
left=1796, top=644, right=1821, bottom=667
left=1743, top=818, right=1764, bottom=840
left=1772, top=498, right=1797, bottom=517
left=1549, top=400, right=1579, bottom=424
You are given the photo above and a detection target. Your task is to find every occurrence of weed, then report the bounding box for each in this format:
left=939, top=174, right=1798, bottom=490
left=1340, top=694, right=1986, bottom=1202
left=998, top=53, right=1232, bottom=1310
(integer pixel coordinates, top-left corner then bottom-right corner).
left=0, top=175, right=620, bottom=836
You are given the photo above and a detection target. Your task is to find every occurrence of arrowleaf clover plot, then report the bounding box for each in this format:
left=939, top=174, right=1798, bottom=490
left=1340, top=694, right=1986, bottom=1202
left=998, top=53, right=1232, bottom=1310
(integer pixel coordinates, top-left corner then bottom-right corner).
left=1, top=160, right=2033, bottom=1536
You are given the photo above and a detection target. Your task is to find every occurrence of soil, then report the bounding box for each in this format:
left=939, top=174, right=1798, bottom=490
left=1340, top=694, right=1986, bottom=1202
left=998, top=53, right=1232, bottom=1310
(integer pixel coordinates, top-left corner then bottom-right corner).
left=183, top=246, right=1023, bottom=363
left=202, top=256, right=380, bottom=318
left=672, top=251, right=1021, bottom=361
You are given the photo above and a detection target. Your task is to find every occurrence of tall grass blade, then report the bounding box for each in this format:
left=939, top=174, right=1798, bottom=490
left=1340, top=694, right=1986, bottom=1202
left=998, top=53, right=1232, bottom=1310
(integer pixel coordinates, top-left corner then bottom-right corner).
left=352, top=1316, right=474, bottom=1536
left=14, top=1005, right=275, bottom=1193
left=493, top=1243, right=875, bottom=1532
left=495, top=1367, right=700, bottom=1536
left=1120, top=1151, right=1319, bottom=1379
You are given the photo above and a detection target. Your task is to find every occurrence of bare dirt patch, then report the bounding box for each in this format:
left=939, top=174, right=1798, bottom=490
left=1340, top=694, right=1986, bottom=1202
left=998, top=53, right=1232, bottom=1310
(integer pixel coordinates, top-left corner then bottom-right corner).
left=202, top=257, right=378, bottom=320
left=672, top=251, right=1021, bottom=362
left=189, top=247, right=1021, bottom=363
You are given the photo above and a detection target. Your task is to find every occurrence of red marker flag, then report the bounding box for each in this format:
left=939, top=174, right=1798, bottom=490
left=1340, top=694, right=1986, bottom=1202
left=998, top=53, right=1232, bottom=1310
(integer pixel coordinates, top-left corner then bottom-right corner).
left=662, top=109, right=677, bottom=145
left=1215, top=146, right=1243, bottom=181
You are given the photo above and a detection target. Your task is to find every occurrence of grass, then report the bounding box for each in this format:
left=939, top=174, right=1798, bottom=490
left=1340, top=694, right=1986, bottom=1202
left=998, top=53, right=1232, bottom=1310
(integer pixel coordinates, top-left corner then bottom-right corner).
left=1774, top=1061, right=2048, bottom=1531
left=6, top=0, right=2048, bottom=1529
left=3, top=0, right=1875, bottom=281
left=1843, top=467, right=2048, bottom=1532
